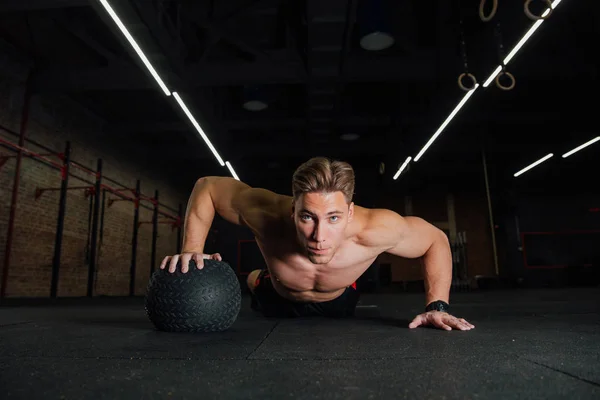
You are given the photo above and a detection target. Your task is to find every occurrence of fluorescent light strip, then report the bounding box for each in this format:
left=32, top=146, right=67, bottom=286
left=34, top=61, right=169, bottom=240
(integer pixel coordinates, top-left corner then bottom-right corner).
left=393, top=156, right=412, bottom=180
left=483, top=66, right=502, bottom=88
left=514, top=153, right=554, bottom=177
left=97, top=0, right=171, bottom=96
left=484, top=0, right=562, bottom=88
left=225, top=161, right=240, bottom=180
left=414, top=85, right=479, bottom=162
left=172, top=92, right=225, bottom=166
left=562, top=136, right=600, bottom=158
left=503, top=19, right=544, bottom=65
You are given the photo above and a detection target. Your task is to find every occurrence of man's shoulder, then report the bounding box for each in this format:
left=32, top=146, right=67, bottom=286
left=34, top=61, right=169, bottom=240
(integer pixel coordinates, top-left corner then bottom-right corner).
left=359, top=207, right=403, bottom=227
left=237, top=188, right=290, bottom=236
left=354, top=207, right=405, bottom=248
left=240, top=187, right=290, bottom=213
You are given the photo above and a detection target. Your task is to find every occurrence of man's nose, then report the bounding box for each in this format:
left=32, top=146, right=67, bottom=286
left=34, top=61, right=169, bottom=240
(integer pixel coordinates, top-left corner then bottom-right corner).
left=312, top=223, right=326, bottom=242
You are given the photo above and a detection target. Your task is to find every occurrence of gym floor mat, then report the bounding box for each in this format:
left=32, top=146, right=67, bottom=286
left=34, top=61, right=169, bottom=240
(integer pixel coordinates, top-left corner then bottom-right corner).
left=1, top=287, right=599, bottom=399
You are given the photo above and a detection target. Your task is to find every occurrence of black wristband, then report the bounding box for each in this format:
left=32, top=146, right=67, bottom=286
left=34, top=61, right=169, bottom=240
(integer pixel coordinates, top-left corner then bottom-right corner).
left=425, top=300, right=450, bottom=313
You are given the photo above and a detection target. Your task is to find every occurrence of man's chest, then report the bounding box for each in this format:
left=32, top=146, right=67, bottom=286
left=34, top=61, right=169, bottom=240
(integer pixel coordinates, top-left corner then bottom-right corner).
left=255, top=237, right=380, bottom=292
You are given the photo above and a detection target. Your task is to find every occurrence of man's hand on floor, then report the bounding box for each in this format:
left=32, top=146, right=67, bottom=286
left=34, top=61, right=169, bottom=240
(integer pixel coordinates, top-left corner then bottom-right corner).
left=408, top=311, right=475, bottom=331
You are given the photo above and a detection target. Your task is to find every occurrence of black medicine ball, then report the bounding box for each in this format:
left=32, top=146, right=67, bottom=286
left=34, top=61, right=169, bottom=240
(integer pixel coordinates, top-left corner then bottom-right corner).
left=145, top=259, right=241, bottom=332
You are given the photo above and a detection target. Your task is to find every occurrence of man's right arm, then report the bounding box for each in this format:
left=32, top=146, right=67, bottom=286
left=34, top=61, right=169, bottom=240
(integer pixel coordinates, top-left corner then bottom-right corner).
left=182, top=176, right=251, bottom=254
left=161, top=176, right=252, bottom=273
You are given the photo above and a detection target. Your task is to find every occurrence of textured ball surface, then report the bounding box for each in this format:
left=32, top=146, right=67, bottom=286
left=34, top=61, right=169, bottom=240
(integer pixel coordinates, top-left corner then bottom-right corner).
left=145, top=259, right=241, bottom=332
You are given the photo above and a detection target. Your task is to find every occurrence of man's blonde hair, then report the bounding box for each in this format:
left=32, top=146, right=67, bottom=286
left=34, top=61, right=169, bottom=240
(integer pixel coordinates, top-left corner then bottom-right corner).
left=292, top=157, right=355, bottom=204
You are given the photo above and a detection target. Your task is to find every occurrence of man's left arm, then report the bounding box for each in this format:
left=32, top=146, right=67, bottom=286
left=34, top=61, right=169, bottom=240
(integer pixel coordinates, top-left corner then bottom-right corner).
left=380, top=213, right=452, bottom=307
left=373, top=210, right=475, bottom=331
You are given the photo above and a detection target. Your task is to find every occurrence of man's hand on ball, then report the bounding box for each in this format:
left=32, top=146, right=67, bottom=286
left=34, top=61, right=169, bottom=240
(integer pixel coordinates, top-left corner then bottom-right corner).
left=408, top=311, right=475, bottom=331
left=160, top=252, right=223, bottom=273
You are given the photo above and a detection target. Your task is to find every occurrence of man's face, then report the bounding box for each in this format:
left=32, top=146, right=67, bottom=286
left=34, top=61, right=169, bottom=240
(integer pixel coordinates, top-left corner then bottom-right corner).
left=292, top=191, right=354, bottom=264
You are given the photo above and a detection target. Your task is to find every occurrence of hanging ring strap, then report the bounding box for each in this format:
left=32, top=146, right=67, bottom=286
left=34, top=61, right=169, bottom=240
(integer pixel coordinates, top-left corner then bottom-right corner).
left=457, top=14, right=477, bottom=91
left=524, top=0, right=553, bottom=20
left=495, top=70, right=515, bottom=90
left=459, top=73, right=477, bottom=91
left=479, top=0, right=498, bottom=22
left=492, top=22, right=515, bottom=90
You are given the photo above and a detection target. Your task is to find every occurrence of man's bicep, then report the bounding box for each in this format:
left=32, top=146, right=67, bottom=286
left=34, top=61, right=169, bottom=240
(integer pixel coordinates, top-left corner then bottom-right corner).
left=383, top=214, right=443, bottom=259
left=205, top=177, right=253, bottom=225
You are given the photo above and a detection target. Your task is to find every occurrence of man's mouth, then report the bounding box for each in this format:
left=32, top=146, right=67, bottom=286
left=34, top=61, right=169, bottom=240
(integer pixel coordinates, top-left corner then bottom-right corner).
left=308, top=247, right=329, bottom=254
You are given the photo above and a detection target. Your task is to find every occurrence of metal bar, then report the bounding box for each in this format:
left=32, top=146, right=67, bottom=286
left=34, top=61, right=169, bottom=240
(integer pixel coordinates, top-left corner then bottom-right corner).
left=481, top=145, right=499, bottom=276
left=177, top=203, right=182, bottom=253
left=69, top=176, right=96, bottom=186
left=69, top=160, right=98, bottom=177
left=1, top=123, right=169, bottom=212
left=35, top=185, right=93, bottom=200
left=85, top=182, right=94, bottom=266
left=102, top=175, right=130, bottom=190
left=37, top=185, right=93, bottom=190
left=1, top=72, right=33, bottom=299
left=159, top=202, right=178, bottom=214
left=0, top=152, right=59, bottom=159
left=101, top=184, right=136, bottom=201
left=88, top=159, right=102, bottom=297
left=50, top=141, right=71, bottom=298
left=130, top=179, right=141, bottom=296
left=139, top=220, right=176, bottom=225
left=1, top=140, right=99, bottom=189
left=0, top=137, right=64, bottom=170
left=0, top=122, right=57, bottom=154
left=96, top=188, right=107, bottom=293
left=151, top=190, right=159, bottom=276
left=157, top=208, right=180, bottom=221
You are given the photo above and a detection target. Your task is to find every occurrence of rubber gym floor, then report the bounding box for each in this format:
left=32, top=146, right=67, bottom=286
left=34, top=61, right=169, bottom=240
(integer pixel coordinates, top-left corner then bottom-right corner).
left=1, top=286, right=599, bottom=399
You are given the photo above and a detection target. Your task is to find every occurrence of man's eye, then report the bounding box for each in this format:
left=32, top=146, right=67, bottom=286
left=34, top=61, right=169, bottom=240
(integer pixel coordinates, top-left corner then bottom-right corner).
left=330, top=216, right=339, bottom=222
left=301, top=215, right=312, bottom=220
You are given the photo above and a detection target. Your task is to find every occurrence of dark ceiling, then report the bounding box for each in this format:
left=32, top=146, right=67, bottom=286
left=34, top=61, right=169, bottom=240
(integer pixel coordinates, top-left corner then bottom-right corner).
left=0, top=0, right=597, bottom=193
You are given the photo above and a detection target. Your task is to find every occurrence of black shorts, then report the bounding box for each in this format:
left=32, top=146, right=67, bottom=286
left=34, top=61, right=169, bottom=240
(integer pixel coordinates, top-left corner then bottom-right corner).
left=250, top=269, right=360, bottom=318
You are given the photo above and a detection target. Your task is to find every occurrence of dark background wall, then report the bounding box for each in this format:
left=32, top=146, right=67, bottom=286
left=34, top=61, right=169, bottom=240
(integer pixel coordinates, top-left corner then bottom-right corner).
left=0, top=47, right=190, bottom=298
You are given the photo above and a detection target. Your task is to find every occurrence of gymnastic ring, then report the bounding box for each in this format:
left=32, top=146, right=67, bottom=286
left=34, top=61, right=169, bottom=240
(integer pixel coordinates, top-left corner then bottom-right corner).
left=458, top=73, right=477, bottom=91
left=495, top=71, right=515, bottom=91
left=524, top=0, right=553, bottom=20
left=479, top=0, right=498, bottom=22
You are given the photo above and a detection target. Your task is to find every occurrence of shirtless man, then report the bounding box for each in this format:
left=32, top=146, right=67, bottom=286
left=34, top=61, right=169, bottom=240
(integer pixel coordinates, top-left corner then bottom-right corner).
left=160, top=157, right=475, bottom=331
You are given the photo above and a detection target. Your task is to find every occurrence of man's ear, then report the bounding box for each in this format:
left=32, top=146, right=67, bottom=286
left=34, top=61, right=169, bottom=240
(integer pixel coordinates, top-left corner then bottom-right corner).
left=348, top=202, right=355, bottom=220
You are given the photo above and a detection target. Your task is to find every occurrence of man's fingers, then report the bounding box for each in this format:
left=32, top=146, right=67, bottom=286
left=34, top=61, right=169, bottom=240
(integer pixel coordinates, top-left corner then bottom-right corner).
left=168, top=254, right=180, bottom=273
left=159, top=256, right=170, bottom=270
left=459, top=318, right=475, bottom=329
left=213, top=253, right=222, bottom=261
left=180, top=253, right=193, bottom=273
left=451, top=317, right=473, bottom=330
left=408, top=315, right=425, bottom=329
left=431, top=316, right=451, bottom=330
left=442, top=316, right=473, bottom=331
left=192, top=253, right=204, bottom=269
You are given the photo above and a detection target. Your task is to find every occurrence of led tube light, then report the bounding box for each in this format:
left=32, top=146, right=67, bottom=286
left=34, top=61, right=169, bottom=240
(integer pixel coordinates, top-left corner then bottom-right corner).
left=562, top=136, right=600, bottom=158
left=225, top=161, right=240, bottom=180
left=484, top=0, right=562, bottom=87
left=172, top=92, right=225, bottom=166
left=393, top=157, right=412, bottom=180
left=414, top=85, right=478, bottom=162
left=97, top=0, right=171, bottom=96
left=514, top=153, right=554, bottom=177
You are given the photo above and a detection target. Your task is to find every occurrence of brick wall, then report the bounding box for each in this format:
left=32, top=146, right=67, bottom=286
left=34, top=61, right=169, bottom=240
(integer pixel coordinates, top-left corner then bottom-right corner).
left=0, top=44, right=189, bottom=298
